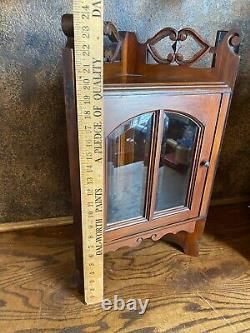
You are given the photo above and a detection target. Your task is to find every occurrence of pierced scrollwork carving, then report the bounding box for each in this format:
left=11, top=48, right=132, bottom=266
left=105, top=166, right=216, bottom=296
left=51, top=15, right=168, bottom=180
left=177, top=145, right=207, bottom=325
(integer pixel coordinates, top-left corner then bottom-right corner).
left=104, top=21, right=122, bottom=63
left=105, top=222, right=196, bottom=253
left=136, top=233, right=162, bottom=243
left=137, top=232, right=168, bottom=244
left=146, top=27, right=214, bottom=66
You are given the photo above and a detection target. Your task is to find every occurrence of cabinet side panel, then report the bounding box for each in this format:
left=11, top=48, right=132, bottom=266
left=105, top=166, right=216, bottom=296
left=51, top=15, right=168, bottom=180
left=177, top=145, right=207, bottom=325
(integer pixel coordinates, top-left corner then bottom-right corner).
left=200, top=93, right=231, bottom=216
left=62, top=48, right=84, bottom=294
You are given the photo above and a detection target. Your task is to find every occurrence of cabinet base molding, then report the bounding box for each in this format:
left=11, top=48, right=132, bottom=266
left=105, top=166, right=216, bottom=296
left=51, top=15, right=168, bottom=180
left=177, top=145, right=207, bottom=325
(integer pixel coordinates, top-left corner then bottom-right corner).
left=105, top=219, right=206, bottom=255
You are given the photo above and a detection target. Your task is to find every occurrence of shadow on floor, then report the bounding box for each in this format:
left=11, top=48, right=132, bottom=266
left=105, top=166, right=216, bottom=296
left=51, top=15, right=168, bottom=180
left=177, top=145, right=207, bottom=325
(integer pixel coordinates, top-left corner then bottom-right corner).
left=205, top=203, right=250, bottom=260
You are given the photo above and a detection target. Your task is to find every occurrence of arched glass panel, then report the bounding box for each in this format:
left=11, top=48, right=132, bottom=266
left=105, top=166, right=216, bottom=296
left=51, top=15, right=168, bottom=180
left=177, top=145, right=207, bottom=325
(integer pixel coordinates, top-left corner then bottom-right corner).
left=155, top=112, right=199, bottom=212
left=107, top=112, right=154, bottom=224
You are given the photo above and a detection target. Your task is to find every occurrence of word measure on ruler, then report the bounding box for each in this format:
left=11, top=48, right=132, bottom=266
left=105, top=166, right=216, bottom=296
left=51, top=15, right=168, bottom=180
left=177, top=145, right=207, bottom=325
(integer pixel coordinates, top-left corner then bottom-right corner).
left=73, top=0, right=104, bottom=304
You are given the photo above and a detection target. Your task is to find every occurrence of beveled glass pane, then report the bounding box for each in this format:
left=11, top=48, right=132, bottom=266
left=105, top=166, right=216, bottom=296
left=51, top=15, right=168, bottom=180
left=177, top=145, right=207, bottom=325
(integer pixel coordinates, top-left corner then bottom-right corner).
left=107, top=113, right=154, bottom=224
left=155, top=112, right=199, bottom=212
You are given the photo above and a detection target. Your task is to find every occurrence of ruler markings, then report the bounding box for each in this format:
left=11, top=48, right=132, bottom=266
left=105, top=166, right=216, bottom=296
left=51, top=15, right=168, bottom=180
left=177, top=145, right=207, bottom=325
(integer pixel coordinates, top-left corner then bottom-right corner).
left=73, top=0, right=104, bottom=304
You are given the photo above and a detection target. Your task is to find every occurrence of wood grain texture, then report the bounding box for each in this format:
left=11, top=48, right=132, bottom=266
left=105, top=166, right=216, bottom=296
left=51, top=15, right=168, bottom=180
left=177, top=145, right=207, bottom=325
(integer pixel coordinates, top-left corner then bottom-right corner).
left=0, top=204, right=249, bottom=333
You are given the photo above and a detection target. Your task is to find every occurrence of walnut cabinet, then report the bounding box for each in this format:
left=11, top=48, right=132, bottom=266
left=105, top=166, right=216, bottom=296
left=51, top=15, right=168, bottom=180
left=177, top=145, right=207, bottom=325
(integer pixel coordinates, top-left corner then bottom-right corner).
left=62, top=15, right=240, bottom=292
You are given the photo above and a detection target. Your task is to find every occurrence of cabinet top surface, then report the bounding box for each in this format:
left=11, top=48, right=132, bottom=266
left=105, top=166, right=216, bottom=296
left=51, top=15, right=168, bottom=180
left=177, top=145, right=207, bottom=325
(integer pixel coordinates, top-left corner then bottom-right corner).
left=103, top=71, right=230, bottom=93
left=62, top=15, right=240, bottom=92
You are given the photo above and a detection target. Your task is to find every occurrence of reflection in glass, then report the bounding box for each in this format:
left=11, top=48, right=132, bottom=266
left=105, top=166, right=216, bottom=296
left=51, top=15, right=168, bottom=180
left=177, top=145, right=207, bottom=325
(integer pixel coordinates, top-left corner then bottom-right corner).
left=155, top=112, right=198, bottom=212
left=107, top=113, right=153, bottom=224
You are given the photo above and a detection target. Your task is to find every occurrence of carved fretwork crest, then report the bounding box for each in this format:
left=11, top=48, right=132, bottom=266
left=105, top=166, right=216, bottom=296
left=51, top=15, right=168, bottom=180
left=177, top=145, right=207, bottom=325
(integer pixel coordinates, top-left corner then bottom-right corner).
left=104, top=21, right=122, bottom=63
left=61, top=15, right=240, bottom=68
left=146, top=28, right=215, bottom=66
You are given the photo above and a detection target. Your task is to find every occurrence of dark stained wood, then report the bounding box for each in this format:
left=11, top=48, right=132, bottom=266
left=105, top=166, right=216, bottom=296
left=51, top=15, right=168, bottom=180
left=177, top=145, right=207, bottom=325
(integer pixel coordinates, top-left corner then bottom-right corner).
left=105, top=219, right=197, bottom=253
left=201, top=94, right=231, bottom=217
left=146, top=27, right=214, bottom=65
left=62, top=18, right=241, bottom=293
left=103, top=21, right=123, bottom=63
left=62, top=48, right=84, bottom=294
left=121, top=32, right=139, bottom=75
left=164, top=220, right=206, bottom=257
left=215, top=30, right=241, bottom=89
left=62, top=16, right=240, bottom=88
left=148, top=109, right=164, bottom=220
left=0, top=204, right=249, bottom=332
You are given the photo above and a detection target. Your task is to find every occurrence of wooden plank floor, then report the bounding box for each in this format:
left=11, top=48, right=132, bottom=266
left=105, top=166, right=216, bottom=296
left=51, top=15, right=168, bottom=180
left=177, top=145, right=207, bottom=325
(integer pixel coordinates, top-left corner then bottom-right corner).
left=0, top=204, right=249, bottom=333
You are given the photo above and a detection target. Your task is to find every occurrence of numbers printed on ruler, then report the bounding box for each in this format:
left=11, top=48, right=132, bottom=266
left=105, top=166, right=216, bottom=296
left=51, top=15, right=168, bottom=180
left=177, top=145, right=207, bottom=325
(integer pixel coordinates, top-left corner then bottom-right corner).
left=74, top=0, right=104, bottom=304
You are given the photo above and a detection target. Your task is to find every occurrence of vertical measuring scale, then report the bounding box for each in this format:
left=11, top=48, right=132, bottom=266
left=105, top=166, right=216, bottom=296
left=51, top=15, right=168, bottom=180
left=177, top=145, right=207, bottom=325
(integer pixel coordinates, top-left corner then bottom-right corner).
left=73, top=0, right=104, bottom=304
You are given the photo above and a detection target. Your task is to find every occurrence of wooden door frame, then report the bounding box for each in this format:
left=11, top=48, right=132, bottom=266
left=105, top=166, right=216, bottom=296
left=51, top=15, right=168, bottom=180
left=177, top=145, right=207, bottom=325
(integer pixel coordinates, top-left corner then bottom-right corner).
left=104, top=92, right=222, bottom=237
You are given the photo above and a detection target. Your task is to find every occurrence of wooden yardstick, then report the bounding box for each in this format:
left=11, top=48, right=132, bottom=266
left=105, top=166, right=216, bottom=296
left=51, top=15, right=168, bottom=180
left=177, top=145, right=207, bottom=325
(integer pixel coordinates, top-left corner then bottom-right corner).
left=73, top=0, right=104, bottom=304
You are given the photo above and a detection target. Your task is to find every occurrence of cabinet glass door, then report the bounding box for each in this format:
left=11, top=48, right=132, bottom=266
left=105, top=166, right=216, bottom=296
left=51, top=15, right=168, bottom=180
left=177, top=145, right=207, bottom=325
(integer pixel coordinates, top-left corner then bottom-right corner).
left=105, top=94, right=220, bottom=230
left=106, top=110, right=203, bottom=226
left=155, top=112, right=200, bottom=213
left=107, top=112, right=154, bottom=224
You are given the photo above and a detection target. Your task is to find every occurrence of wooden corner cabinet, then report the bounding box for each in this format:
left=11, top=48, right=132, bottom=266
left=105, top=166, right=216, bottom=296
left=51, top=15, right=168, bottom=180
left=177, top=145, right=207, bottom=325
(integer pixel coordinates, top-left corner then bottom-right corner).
left=61, top=14, right=240, bottom=292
